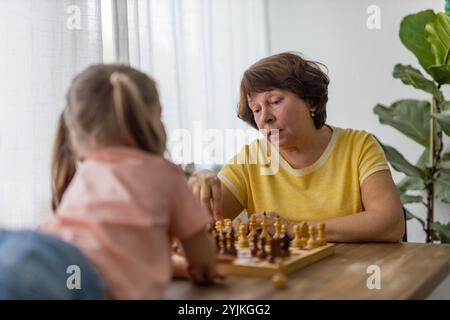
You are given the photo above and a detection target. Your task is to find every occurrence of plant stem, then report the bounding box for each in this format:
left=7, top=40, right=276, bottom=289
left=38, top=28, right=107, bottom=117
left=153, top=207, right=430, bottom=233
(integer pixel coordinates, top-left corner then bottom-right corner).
left=427, top=98, right=435, bottom=242
left=429, top=99, right=434, bottom=168
left=426, top=96, right=443, bottom=242
left=426, top=180, right=434, bottom=242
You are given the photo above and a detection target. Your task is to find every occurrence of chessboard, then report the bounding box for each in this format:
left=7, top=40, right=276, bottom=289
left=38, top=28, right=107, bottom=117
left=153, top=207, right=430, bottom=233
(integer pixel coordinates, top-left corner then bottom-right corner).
left=218, top=244, right=335, bottom=278
left=212, top=213, right=335, bottom=278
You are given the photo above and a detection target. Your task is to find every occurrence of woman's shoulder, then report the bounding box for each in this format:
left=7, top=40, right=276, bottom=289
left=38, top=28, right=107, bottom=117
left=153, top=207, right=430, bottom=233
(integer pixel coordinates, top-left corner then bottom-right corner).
left=223, top=138, right=264, bottom=165
left=331, top=125, right=376, bottom=145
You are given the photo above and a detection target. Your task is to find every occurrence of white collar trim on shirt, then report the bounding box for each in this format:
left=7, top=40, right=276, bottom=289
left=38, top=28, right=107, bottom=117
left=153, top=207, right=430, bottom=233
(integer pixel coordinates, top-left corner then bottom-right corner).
left=258, top=125, right=341, bottom=177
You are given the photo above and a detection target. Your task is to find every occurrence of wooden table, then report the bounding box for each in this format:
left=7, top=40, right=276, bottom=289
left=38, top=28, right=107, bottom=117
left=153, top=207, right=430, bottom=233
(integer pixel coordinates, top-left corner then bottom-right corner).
left=165, top=243, right=450, bottom=299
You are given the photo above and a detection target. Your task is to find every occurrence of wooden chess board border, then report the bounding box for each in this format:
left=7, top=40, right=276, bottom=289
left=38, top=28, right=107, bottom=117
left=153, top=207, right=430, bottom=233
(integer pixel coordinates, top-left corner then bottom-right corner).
left=218, top=243, right=335, bottom=278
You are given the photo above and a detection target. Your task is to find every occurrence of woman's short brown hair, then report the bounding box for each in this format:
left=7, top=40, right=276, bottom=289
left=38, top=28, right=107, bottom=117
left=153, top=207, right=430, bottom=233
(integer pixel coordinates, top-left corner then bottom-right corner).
left=238, top=52, right=329, bottom=129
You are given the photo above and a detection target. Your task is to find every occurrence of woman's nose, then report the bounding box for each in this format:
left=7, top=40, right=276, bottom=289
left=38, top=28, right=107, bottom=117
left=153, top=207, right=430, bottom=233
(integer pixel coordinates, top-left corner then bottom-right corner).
left=261, top=108, right=275, bottom=124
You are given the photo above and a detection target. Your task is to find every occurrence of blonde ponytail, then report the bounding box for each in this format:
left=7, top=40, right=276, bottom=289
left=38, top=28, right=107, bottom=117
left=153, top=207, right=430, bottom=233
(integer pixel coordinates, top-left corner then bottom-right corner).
left=110, top=72, right=165, bottom=155
left=64, top=64, right=166, bottom=159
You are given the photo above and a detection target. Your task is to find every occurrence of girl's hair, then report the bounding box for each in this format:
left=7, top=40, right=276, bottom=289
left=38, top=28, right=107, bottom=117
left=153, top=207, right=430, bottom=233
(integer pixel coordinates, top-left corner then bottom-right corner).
left=51, top=114, right=76, bottom=211
left=51, top=64, right=166, bottom=210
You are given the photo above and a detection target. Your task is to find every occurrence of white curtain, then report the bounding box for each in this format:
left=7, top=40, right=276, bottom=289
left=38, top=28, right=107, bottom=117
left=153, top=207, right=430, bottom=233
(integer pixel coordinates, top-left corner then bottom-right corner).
left=113, top=0, right=269, bottom=166
left=0, top=0, right=103, bottom=227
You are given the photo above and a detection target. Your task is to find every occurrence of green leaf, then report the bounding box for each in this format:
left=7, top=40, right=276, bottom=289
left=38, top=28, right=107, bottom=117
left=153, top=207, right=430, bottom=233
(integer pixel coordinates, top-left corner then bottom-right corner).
left=443, top=101, right=450, bottom=111
left=430, top=221, right=450, bottom=243
left=435, top=171, right=450, bottom=203
left=376, top=140, right=426, bottom=178
left=373, top=100, right=430, bottom=147
left=393, top=64, right=444, bottom=103
left=400, top=193, right=423, bottom=204
left=432, top=110, right=450, bottom=136
left=425, top=13, right=450, bottom=65
left=415, top=149, right=430, bottom=169
left=425, top=12, right=450, bottom=84
left=427, top=65, right=450, bottom=84
left=397, top=176, right=425, bottom=192
left=400, top=10, right=436, bottom=76
left=437, top=160, right=450, bottom=169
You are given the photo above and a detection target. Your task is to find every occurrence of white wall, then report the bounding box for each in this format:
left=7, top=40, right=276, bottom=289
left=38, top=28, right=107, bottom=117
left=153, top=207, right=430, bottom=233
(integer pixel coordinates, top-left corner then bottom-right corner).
left=267, top=0, right=450, bottom=242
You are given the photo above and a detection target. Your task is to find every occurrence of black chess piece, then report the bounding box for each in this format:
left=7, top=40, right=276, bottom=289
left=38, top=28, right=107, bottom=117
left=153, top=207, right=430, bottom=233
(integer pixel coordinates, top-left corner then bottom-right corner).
left=250, top=234, right=258, bottom=257
left=268, top=238, right=282, bottom=263
left=279, top=229, right=291, bottom=258
left=219, top=231, right=227, bottom=255
left=212, top=230, right=220, bottom=253
left=226, top=230, right=237, bottom=256
left=257, top=235, right=267, bottom=260
left=229, top=225, right=235, bottom=241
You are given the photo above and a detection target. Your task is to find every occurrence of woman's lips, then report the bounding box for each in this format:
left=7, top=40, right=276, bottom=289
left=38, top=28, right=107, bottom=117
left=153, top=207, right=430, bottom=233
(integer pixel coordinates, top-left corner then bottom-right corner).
left=267, top=129, right=283, bottom=142
left=268, top=129, right=282, bottom=136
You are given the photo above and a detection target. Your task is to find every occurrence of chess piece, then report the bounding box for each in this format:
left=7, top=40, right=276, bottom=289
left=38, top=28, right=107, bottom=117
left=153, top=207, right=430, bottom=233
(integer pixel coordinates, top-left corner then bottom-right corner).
left=238, top=223, right=249, bottom=248
left=250, top=234, right=259, bottom=257
left=291, top=224, right=305, bottom=249
left=273, top=215, right=281, bottom=239
left=226, top=229, right=237, bottom=256
left=268, top=237, right=282, bottom=263
left=215, top=220, right=224, bottom=234
left=228, top=224, right=235, bottom=242
left=279, top=224, right=291, bottom=257
left=317, top=223, right=327, bottom=246
left=218, top=230, right=226, bottom=254
left=272, top=258, right=288, bottom=289
left=306, top=225, right=318, bottom=250
left=224, top=219, right=232, bottom=235
left=212, top=230, right=221, bottom=253
left=261, top=212, right=271, bottom=242
left=300, top=222, right=309, bottom=239
left=257, top=235, right=267, bottom=260
left=234, top=218, right=242, bottom=233
left=248, top=214, right=258, bottom=241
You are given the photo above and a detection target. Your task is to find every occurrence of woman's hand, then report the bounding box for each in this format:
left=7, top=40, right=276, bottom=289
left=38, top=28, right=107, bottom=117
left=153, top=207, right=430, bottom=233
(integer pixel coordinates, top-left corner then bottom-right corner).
left=188, top=170, right=223, bottom=220
left=252, top=212, right=293, bottom=236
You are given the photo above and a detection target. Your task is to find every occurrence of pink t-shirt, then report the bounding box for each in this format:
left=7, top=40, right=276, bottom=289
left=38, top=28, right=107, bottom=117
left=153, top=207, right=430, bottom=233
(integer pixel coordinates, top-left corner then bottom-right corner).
left=40, top=147, right=209, bottom=299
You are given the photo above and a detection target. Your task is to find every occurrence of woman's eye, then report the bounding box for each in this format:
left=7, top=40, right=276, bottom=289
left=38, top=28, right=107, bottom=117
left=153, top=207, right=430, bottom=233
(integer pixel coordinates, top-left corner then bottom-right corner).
left=271, top=99, right=282, bottom=105
left=252, top=108, right=260, bottom=114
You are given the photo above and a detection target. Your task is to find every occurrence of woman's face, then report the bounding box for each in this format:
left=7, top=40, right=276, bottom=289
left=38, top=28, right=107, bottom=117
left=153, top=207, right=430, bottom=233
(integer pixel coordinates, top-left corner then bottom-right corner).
left=248, top=89, right=315, bottom=148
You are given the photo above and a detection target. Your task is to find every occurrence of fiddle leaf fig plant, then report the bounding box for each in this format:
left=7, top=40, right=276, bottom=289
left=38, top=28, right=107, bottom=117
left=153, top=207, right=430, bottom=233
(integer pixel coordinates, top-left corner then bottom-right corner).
left=373, top=8, right=450, bottom=243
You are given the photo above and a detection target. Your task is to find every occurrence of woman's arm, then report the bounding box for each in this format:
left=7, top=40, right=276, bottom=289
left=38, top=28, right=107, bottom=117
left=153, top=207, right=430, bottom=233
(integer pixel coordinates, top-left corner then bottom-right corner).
left=189, top=169, right=404, bottom=243
left=252, top=171, right=404, bottom=243
left=310, top=170, right=405, bottom=242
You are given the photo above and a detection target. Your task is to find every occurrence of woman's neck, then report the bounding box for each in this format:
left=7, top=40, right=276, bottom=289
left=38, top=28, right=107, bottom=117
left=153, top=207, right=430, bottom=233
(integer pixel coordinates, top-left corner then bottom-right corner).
left=279, top=125, right=333, bottom=170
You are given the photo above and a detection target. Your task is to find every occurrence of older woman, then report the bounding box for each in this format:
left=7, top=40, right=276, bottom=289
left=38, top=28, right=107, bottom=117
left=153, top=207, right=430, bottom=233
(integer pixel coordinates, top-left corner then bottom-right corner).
left=189, top=52, right=404, bottom=242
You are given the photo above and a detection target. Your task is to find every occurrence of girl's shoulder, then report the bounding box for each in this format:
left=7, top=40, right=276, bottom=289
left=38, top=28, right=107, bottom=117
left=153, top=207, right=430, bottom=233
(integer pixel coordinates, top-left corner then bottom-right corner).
left=83, top=146, right=185, bottom=179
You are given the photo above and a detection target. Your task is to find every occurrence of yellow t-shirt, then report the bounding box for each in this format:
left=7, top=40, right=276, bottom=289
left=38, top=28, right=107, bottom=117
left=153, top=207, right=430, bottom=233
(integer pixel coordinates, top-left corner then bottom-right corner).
left=218, top=125, right=390, bottom=221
